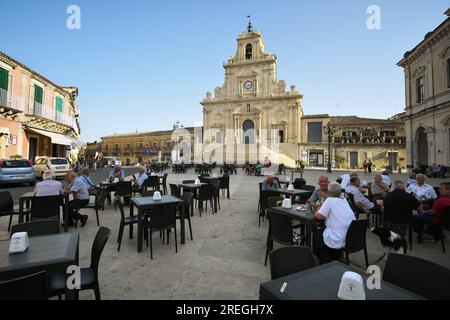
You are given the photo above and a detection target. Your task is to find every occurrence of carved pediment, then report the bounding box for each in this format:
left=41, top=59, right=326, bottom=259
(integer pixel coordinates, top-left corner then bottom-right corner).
left=413, top=66, right=426, bottom=78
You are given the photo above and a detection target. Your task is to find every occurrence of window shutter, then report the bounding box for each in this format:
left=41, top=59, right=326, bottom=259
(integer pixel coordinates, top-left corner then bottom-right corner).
left=0, top=67, right=8, bottom=91
left=56, top=96, right=63, bottom=112
left=34, top=85, right=43, bottom=103
left=0, top=68, right=8, bottom=106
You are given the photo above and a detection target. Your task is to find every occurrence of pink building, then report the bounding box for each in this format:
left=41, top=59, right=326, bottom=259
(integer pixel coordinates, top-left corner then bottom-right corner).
left=0, top=51, right=80, bottom=161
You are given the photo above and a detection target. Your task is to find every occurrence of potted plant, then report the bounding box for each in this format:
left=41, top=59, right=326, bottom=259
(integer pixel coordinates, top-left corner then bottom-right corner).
left=334, top=155, right=345, bottom=169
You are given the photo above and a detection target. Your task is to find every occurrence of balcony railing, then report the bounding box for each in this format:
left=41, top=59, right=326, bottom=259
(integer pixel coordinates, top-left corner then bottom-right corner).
left=333, top=136, right=406, bottom=144
left=0, top=89, right=25, bottom=113
left=28, top=102, right=74, bottom=127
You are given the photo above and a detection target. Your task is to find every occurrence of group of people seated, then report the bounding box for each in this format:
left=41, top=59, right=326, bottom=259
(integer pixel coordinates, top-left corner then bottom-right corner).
left=426, top=164, right=448, bottom=179
left=33, top=169, right=92, bottom=228
left=31, top=164, right=157, bottom=228
left=263, top=169, right=449, bottom=264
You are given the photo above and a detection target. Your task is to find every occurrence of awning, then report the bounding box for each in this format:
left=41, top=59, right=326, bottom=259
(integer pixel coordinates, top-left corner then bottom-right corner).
left=26, top=127, right=79, bottom=147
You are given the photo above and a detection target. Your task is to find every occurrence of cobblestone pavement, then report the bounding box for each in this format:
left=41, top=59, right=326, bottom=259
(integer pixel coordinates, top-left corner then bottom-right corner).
left=0, top=169, right=448, bottom=300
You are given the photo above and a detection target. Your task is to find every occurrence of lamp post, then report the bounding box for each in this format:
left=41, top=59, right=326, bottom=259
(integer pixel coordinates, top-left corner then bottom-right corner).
left=323, top=122, right=336, bottom=173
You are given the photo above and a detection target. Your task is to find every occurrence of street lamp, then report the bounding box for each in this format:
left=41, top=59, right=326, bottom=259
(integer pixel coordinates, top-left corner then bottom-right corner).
left=323, top=122, right=336, bottom=173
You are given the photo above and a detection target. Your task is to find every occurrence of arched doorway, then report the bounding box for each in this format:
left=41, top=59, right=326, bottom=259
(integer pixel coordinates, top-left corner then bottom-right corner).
left=416, top=127, right=428, bottom=167
left=243, top=120, right=255, bottom=144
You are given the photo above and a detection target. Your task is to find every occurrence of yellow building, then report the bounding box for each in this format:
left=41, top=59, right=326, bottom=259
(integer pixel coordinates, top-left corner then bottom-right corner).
left=300, top=115, right=406, bottom=171
left=99, top=126, right=197, bottom=165
left=398, top=9, right=450, bottom=171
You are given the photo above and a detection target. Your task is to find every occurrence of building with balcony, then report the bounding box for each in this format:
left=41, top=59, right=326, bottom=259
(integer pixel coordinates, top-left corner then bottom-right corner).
left=98, top=126, right=197, bottom=165
left=398, top=9, right=450, bottom=171
left=0, top=51, right=80, bottom=160
left=299, top=115, right=406, bottom=171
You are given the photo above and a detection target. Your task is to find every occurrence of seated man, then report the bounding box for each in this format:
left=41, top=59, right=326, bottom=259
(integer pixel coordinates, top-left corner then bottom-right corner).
left=261, top=174, right=280, bottom=191
left=34, top=170, right=63, bottom=196
left=308, top=176, right=329, bottom=206
left=109, top=165, right=125, bottom=182
left=370, top=174, right=390, bottom=200
left=80, top=167, right=97, bottom=195
left=413, top=182, right=450, bottom=240
left=381, top=171, right=392, bottom=187
left=406, top=174, right=437, bottom=208
left=133, top=166, right=148, bottom=192
left=439, top=165, right=447, bottom=178
left=340, top=171, right=358, bottom=189
left=315, top=182, right=356, bottom=264
left=345, top=176, right=382, bottom=216
left=383, top=180, right=421, bottom=237
left=407, top=174, right=417, bottom=187
left=64, top=171, right=90, bottom=227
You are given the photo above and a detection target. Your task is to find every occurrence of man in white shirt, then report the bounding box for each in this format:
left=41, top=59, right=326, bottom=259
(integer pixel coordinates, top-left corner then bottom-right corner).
left=133, top=166, right=148, bottom=191
left=315, top=182, right=356, bottom=264
left=34, top=170, right=63, bottom=197
left=381, top=171, right=392, bottom=186
left=406, top=174, right=437, bottom=200
left=340, top=171, right=358, bottom=189
left=346, top=176, right=382, bottom=216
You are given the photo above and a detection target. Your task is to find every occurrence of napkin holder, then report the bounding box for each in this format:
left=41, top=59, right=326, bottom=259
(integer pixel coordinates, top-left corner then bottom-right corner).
left=287, top=183, right=295, bottom=191
left=281, top=198, right=292, bottom=209
left=153, top=191, right=162, bottom=201
left=113, top=178, right=119, bottom=183
left=194, top=179, right=201, bottom=185
left=9, top=232, right=29, bottom=254
left=337, top=271, right=366, bottom=300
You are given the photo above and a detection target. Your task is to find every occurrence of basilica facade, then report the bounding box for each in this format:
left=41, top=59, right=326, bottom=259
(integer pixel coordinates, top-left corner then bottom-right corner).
left=201, top=23, right=303, bottom=166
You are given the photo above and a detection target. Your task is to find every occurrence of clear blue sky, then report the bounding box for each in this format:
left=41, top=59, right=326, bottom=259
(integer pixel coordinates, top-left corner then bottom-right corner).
left=1, top=0, right=449, bottom=142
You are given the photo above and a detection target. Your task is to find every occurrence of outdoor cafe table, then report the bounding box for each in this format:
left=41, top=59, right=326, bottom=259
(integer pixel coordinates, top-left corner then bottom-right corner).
left=130, top=195, right=185, bottom=253
left=0, top=232, right=80, bottom=300
left=201, top=176, right=221, bottom=182
left=179, top=182, right=218, bottom=214
left=19, top=192, right=70, bottom=232
left=259, top=261, right=424, bottom=300
left=268, top=205, right=318, bottom=248
left=275, top=188, right=312, bottom=201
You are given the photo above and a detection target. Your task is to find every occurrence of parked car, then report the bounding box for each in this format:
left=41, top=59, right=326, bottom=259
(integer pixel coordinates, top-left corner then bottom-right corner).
left=100, top=157, right=121, bottom=168
left=33, top=157, right=71, bottom=179
left=0, top=159, right=36, bottom=186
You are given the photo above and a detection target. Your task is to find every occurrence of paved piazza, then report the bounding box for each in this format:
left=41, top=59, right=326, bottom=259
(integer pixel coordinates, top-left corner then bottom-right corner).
left=1, top=168, right=448, bottom=300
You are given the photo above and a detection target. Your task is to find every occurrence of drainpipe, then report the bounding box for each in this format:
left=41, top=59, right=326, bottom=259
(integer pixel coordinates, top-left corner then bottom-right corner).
left=430, top=45, right=437, bottom=165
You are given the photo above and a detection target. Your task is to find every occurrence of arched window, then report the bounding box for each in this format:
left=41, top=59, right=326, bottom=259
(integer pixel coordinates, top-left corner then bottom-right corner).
left=243, top=119, right=255, bottom=144
left=245, top=44, right=252, bottom=60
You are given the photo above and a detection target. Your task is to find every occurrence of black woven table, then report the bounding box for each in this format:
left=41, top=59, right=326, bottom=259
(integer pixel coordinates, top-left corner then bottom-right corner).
left=260, top=261, right=424, bottom=300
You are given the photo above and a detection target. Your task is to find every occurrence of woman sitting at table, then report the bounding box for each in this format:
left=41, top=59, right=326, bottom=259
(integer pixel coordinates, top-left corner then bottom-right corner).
left=315, top=182, right=356, bottom=264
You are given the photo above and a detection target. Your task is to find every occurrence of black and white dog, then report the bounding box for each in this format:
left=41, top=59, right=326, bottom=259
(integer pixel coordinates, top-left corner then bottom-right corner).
left=371, top=227, right=408, bottom=258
